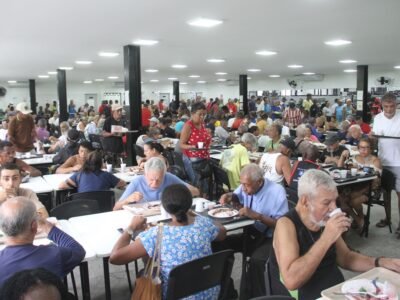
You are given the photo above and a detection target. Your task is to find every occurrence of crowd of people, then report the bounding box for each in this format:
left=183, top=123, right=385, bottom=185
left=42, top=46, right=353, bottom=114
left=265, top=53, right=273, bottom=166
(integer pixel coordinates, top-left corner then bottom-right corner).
left=0, top=91, right=400, bottom=299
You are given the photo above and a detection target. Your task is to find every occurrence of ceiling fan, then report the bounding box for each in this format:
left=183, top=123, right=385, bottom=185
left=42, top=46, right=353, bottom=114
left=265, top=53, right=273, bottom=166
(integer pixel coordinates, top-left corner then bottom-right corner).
left=376, top=76, right=394, bottom=86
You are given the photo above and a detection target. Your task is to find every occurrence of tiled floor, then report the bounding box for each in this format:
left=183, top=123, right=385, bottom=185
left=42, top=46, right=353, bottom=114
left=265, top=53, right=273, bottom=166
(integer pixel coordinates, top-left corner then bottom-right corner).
left=69, top=192, right=399, bottom=300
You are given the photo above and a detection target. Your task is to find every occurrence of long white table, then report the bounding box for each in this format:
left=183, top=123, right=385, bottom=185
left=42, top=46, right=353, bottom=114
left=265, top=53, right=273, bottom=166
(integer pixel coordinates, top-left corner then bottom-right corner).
left=22, top=154, right=56, bottom=165
left=21, top=176, right=54, bottom=194
left=43, top=173, right=72, bottom=191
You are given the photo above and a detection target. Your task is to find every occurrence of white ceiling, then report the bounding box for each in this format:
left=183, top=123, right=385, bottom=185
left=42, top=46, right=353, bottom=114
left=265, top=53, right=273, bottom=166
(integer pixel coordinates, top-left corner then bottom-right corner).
left=1, top=0, right=400, bottom=85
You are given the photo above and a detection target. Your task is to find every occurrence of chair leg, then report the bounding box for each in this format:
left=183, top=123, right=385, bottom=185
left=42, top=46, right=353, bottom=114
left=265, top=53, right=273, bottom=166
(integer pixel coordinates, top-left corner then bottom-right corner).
left=383, top=190, right=393, bottom=233
left=125, top=264, right=133, bottom=293
left=70, top=271, right=79, bottom=300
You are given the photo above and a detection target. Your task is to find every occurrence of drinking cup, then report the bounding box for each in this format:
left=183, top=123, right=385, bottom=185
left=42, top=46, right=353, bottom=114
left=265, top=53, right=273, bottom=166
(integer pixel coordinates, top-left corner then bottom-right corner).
left=106, top=164, right=113, bottom=173
left=120, top=163, right=126, bottom=173
left=351, top=168, right=357, bottom=176
left=340, top=170, right=347, bottom=178
left=197, top=142, right=204, bottom=149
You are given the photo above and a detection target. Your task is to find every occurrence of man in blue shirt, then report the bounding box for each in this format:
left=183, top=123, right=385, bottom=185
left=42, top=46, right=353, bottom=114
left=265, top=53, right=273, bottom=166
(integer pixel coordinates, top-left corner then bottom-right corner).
left=113, top=157, right=199, bottom=210
left=215, top=163, right=288, bottom=298
left=0, top=196, right=85, bottom=288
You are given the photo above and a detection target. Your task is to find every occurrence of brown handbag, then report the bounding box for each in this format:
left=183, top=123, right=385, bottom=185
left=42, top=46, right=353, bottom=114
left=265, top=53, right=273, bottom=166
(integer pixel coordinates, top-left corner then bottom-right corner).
left=131, top=224, right=163, bottom=300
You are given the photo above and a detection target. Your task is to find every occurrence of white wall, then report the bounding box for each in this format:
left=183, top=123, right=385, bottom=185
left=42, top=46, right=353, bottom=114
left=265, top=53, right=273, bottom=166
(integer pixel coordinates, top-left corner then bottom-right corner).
left=1, top=70, right=399, bottom=110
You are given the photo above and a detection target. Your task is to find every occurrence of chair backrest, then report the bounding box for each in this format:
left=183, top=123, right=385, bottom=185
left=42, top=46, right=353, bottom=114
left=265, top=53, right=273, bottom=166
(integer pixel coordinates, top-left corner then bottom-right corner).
left=212, top=164, right=231, bottom=199
left=170, top=151, right=188, bottom=179
left=134, top=144, right=145, bottom=158
left=67, top=191, right=115, bottom=212
left=50, top=199, right=100, bottom=219
left=89, top=134, right=103, bottom=150
left=165, top=249, right=234, bottom=300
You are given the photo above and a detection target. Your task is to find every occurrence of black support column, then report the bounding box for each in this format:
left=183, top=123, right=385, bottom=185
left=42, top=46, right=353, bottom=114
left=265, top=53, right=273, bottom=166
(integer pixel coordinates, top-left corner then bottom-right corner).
left=173, top=80, right=180, bottom=111
left=356, top=65, right=369, bottom=122
left=239, top=74, right=248, bottom=115
left=29, top=79, right=37, bottom=114
left=124, top=45, right=142, bottom=166
left=57, top=69, right=68, bottom=122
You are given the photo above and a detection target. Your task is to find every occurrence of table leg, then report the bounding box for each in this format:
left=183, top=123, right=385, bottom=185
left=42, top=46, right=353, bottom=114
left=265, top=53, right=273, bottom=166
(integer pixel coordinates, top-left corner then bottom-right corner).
left=361, top=181, right=373, bottom=238
left=103, top=257, right=112, bottom=300
left=79, top=261, right=91, bottom=300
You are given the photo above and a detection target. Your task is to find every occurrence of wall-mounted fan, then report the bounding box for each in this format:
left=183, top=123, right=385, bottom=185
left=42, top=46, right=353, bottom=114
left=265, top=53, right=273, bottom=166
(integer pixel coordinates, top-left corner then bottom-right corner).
left=376, top=76, right=394, bottom=86
left=287, top=79, right=297, bottom=89
left=0, top=87, right=6, bottom=97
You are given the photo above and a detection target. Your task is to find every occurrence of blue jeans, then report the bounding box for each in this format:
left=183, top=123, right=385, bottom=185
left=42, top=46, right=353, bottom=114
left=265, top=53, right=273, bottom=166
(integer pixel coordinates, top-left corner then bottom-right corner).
left=182, top=155, right=196, bottom=184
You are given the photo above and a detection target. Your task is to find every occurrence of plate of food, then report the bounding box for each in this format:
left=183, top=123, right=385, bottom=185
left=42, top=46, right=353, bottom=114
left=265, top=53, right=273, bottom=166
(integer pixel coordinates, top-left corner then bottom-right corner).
left=123, top=201, right=161, bottom=216
left=208, top=207, right=239, bottom=219
left=341, top=278, right=398, bottom=300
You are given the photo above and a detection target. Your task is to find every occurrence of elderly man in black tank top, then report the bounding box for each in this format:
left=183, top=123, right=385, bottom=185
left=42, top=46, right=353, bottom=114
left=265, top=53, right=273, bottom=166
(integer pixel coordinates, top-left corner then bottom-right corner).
left=269, top=169, right=400, bottom=300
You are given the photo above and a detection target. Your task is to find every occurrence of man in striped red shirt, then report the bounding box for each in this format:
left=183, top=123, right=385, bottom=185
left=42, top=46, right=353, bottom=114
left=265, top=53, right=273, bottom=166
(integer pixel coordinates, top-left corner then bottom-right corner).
left=283, top=101, right=302, bottom=128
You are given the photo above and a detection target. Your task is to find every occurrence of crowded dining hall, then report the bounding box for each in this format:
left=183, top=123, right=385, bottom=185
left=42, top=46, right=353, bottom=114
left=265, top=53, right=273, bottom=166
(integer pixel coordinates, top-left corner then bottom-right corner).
left=1, top=0, right=400, bottom=299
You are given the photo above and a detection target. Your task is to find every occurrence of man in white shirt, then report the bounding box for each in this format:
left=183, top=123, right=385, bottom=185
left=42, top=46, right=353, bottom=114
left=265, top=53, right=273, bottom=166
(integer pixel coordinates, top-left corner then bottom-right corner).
left=371, top=92, right=400, bottom=232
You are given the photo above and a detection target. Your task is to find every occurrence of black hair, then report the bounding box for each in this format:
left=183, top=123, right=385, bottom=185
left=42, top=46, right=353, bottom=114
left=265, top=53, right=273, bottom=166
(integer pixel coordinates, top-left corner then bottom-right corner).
left=144, top=141, right=164, bottom=154
left=82, top=151, right=102, bottom=173
left=0, top=141, right=13, bottom=152
left=191, top=102, right=206, bottom=113
left=0, top=163, right=20, bottom=176
left=161, top=184, right=192, bottom=223
left=272, top=124, right=282, bottom=135
left=0, top=268, right=70, bottom=300
left=79, top=141, right=94, bottom=152
left=248, top=126, right=259, bottom=134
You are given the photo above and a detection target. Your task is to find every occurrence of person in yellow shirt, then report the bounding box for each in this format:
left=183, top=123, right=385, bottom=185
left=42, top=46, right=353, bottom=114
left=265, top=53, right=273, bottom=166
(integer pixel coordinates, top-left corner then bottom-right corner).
left=302, top=94, right=313, bottom=112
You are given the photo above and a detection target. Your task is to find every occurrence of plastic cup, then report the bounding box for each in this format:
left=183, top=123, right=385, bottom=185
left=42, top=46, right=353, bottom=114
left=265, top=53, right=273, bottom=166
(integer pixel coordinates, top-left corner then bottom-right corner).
left=298, top=157, right=303, bottom=161
left=120, top=163, right=126, bottom=173
left=207, top=202, right=216, bottom=210
left=195, top=201, right=204, bottom=212
left=25, top=152, right=31, bottom=158
left=340, top=170, right=347, bottom=178
left=106, top=164, right=113, bottom=173
left=197, top=142, right=204, bottom=149
left=329, top=208, right=342, bottom=217
left=351, top=168, right=357, bottom=176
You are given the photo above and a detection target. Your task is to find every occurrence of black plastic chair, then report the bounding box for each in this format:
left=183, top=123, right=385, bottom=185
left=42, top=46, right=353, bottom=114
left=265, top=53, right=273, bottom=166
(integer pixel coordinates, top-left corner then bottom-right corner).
left=212, top=164, right=231, bottom=199
left=264, top=259, right=292, bottom=298
left=170, top=151, right=189, bottom=181
left=89, top=134, right=103, bottom=150
left=67, top=191, right=115, bottom=212
left=134, top=144, right=145, bottom=158
left=165, top=250, right=234, bottom=300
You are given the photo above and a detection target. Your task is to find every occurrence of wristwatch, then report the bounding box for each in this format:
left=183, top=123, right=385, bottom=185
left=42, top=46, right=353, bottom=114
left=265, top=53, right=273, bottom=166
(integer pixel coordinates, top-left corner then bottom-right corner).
left=125, top=227, right=138, bottom=239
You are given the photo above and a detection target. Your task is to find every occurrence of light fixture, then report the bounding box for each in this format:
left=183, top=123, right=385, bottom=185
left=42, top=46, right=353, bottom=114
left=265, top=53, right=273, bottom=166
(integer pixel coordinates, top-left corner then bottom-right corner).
left=269, top=75, right=280, bottom=78
left=256, top=50, right=277, bottom=56
left=47, top=71, right=57, bottom=75
left=207, top=58, right=225, bottom=63
left=83, top=80, right=93, bottom=84
left=324, top=39, right=352, bottom=46
left=168, top=77, right=178, bottom=80
left=58, top=67, right=73, bottom=70
left=247, top=69, right=261, bottom=72
left=181, top=82, right=188, bottom=85
left=343, top=69, right=357, bottom=73
left=187, top=18, right=223, bottom=28
left=150, top=79, right=159, bottom=82
left=215, top=72, right=227, bottom=75
left=145, top=69, right=159, bottom=73
left=172, top=64, right=187, bottom=69
left=75, top=60, right=93, bottom=65
left=95, top=79, right=104, bottom=82
left=217, top=78, right=227, bottom=82
left=189, top=75, right=200, bottom=78
left=132, top=39, right=159, bottom=46
left=288, top=65, right=303, bottom=69
left=339, top=59, right=357, bottom=64
left=108, top=76, right=119, bottom=79
left=247, top=77, right=252, bottom=80
left=394, top=66, right=400, bottom=69
left=7, top=80, right=17, bottom=84
left=302, top=72, right=315, bottom=75
left=197, top=80, right=206, bottom=83
left=38, top=75, right=49, bottom=78
left=98, top=52, right=119, bottom=57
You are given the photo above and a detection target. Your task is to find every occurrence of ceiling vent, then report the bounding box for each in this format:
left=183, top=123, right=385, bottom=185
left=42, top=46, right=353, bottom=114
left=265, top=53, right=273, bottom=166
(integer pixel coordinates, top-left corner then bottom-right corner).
left=293, top=74, right=324, bottom=81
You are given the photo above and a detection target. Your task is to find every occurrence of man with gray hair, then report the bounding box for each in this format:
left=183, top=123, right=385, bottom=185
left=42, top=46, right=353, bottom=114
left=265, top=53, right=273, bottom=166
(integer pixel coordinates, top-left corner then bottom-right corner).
left=0, top=196, right=85, bottom=287
left=219, top=132, right=257, bottom=189
left=345, top=124, right=367, bottom=145
left=216, top=163, right=288, bottom=298
left=114, top=157, right=199, bottom=210
left=269, top=169, right=400, bottom=299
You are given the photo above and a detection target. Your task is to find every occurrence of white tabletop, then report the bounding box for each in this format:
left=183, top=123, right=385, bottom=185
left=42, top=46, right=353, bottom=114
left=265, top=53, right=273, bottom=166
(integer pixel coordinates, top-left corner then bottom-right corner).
left=335, top=175, right=377, bottom=187
left=20, top=176, right=54, bottom=194
left=43, top=173, right=72, bottom=191
left=113, top=172, right=137, bottom=183
left=22, top=154, right=56, bottom=165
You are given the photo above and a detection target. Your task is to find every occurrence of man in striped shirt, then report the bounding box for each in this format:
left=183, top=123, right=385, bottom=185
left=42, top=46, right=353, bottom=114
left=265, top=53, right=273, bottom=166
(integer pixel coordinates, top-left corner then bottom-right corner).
left=283, top=101, right=302, bottom=128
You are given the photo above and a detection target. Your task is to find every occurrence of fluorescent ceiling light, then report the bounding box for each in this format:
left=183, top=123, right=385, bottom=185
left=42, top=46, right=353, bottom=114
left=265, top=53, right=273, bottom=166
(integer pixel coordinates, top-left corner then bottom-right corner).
left=302, top=72, right=315, bottom=75
left=324, top=39, right=352, bottom=46
left=288, top=65, right=303, bottom=69
left=339, top=59, right=357, bottom=64
left=75, top=60, right=93, bottom=65
left=58, top=66, right=73, bottom=70
left=7, top=80, right=17, bottom=83
left=98, top=52, right=119, bottom=57
left=141, top=81, right=144, bottom=84
left=394, top=66, right=400, bottom=69
left=172, top=64, right=187, bottom=69
left=343, top=69, right=357, bottom=73
left=150, top=79, right=159, bottom=82
left=132, top=39, right=159, bottom=46
left=217, top=79, right=227, bottom=82
left=207, top=58, right=225, bottom=63
left=181, top=82, right=188, bottom=85
left=256, top=50, right=277, bottom=56
left=189, top=75, right=200, bottom=78
left=215, top=72, right=227, bottom=75
left=247, top=77, right=252, bottom=80
left=108, top=76, right=119, bottom=79
left=269, top=75, right=280, bottom=78
left=83, top=80, right=92, bottom=84
left=95, top=79, right=104, bottom=82
left=47, top=71, right=57, bottom=75
left=247, top=69, right=261, bottom=72
left=197, top=81, right=206, bottom=83
left=188, top=18, right=223, bottom=28
left=145, top=69, right=159, bottom=73
left=38, top=75, right=49, bottom=78
left=168, top=77, right=178, bottom=80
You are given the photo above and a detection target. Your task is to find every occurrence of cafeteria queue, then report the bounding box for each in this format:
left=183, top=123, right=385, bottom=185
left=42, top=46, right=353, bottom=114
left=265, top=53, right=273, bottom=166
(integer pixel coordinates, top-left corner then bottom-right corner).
left=0, top=92, right=400, bottom=299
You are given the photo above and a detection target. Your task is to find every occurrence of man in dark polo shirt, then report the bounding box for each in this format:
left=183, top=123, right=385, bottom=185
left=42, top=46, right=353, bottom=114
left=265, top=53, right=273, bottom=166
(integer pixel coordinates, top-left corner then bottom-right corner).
left=102, top=104, right=124, bottom=163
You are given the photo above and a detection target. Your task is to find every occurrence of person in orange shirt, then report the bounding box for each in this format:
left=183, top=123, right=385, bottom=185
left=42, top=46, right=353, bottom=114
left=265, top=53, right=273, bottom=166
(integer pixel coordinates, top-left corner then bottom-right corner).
left=141, top=103, right=152, bottom=128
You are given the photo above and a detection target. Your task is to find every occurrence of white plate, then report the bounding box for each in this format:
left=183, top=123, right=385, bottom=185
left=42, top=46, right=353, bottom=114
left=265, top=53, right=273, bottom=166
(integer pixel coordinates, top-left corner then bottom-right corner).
left=208, top=207, right=239, bottom=218
left=342, top=279, right=397, bottom=300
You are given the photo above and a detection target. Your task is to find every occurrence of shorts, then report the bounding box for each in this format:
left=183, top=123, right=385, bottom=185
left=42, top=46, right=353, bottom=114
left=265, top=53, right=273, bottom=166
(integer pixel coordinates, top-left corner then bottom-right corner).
left=383, top=166, right=400, bottom=192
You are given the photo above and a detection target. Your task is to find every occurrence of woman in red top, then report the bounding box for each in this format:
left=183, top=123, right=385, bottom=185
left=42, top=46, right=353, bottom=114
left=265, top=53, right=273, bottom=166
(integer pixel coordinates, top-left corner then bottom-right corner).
left=180, top=102, right=212, bottom=196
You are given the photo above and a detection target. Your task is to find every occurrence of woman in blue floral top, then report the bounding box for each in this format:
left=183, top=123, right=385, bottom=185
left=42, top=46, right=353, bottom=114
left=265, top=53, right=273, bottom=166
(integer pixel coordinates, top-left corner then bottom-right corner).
left=110, top=184, right=227, bottom=299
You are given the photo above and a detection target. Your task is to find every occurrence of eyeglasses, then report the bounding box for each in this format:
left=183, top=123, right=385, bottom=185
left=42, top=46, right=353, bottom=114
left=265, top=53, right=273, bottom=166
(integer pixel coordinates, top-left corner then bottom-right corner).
left=358, top=146, right=370, bottom=150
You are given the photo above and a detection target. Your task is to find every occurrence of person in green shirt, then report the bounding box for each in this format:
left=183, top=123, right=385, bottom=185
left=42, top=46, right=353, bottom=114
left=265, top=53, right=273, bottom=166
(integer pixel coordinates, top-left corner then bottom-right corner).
left=265, top=123, right=282, bottom=153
